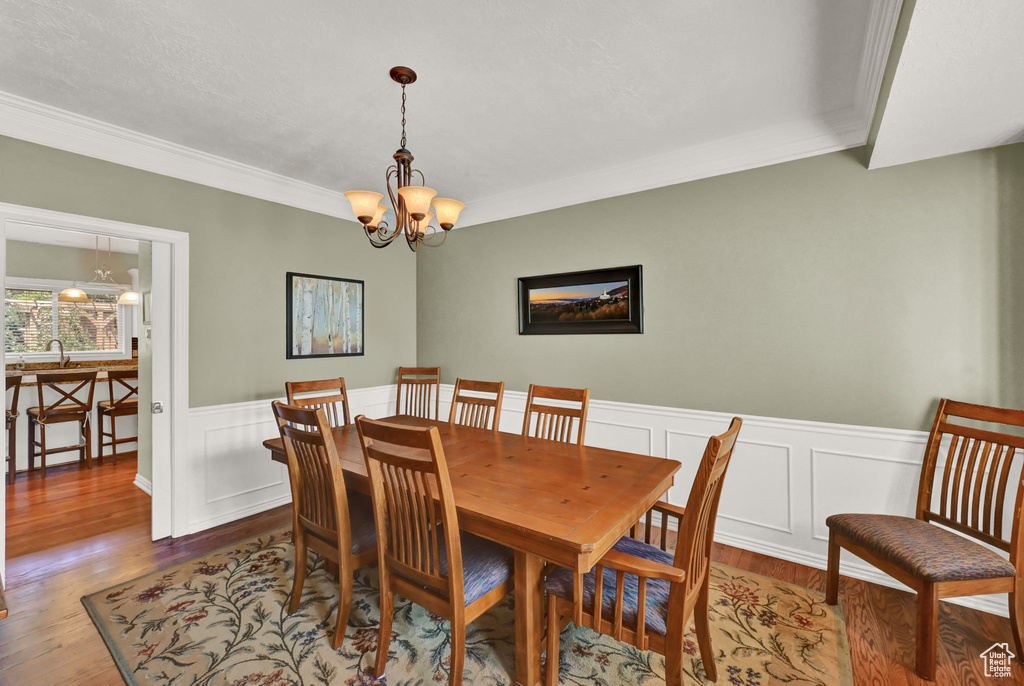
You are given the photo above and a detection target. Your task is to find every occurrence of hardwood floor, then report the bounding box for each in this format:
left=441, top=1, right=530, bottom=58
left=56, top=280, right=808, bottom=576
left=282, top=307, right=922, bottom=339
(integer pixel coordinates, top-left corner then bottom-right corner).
left=0, top=458, right=290, bottom=684
left=5, top=452, right=146, bottom=560
left=0, top=462, right=1020, bottom=685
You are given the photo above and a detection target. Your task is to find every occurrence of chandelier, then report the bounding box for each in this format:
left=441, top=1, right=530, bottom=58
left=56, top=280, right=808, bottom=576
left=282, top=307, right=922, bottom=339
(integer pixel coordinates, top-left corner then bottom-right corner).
left=58, top=236, right=140, bottom=306
left=344, top=67, right=465, bottom=251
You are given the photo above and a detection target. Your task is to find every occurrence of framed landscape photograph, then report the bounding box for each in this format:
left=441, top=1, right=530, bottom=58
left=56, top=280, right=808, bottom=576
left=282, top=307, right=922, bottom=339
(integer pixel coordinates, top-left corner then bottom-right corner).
left=286, top=272, right=364, bottom=358
left=518, top=265, right=643, bottom=335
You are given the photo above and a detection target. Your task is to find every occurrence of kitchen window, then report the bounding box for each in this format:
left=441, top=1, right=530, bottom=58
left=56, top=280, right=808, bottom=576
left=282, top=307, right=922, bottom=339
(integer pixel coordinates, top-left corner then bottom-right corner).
left=4, top=278, right=133, bottom=361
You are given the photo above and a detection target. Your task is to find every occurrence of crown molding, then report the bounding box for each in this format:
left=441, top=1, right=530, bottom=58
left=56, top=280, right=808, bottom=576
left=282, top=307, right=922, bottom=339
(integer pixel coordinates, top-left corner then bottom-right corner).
left=0, top=91, right=351, bottom=220
left=456, top=0, right=902, bottom=228
left=853, top=0, right=904, bottom=133
left=456, top=106, right=867, bottom=228
left=0, top=0, right=900, bottom=229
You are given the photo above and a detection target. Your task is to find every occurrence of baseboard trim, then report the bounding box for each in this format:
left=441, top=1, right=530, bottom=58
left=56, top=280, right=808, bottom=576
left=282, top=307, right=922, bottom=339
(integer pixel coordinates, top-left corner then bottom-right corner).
left=133, top=473, right=153, bottom=496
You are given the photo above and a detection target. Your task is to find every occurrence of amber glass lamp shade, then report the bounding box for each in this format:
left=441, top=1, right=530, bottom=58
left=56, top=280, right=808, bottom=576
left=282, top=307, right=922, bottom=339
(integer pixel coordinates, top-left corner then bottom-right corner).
left=414, top=212, right=433, bottom=237
left=344, top=191, right=385, bottom=224
left=432, top=198, right=465, bottom=230
left=368, top=204, right=388, bottom=229
left=397, top=186, right=437, bottom=220
left=58, top=287, right=91, bottom=304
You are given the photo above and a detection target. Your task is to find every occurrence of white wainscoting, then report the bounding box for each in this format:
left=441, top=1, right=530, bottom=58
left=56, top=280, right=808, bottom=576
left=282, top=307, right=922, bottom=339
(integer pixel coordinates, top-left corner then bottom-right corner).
left=439, top=385, right=1009, bottom=618
left=184, top=385, right=395, bottom=535
left=183, top=383, right=1009, bottom=618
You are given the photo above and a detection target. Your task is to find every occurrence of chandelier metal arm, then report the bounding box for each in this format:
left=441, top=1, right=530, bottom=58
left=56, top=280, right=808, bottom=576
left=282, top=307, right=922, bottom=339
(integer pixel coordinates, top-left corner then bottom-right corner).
left=345, top=66, right=464, bottom=250
left=414, top=225, right=448, bottom=249
left=365, top=225, right=398, bottom=248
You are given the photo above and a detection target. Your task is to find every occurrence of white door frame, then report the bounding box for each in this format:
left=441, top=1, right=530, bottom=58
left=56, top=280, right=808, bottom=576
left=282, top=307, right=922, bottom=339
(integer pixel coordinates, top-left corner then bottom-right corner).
left=0, top=202, right=188, bottom=578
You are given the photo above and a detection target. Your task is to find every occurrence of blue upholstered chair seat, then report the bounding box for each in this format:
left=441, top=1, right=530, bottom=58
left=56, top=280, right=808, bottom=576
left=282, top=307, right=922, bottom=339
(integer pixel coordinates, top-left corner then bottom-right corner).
left=546, top=536, right=677, bottom=636
left=826, top=513, right=1016, bottom=582
left=396, top=528, right=514, bottom=606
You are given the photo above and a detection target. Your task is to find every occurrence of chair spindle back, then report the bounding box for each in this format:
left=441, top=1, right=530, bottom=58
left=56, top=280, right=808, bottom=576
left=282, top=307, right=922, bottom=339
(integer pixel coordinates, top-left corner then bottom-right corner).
left=673, top=417, right=743, bottom=599
left=356, top=416, right=464, bottom=606
left=916, top=399, right=1024, bottom=556
left=286, top=377, right=351, bottom=427
left=448, top=379, right=504, bottom=430
left=522, top=384, right=590, bottom=445
left=272, top=401, right=353, bottom=545
left=396, top=367, right=441, bottom=420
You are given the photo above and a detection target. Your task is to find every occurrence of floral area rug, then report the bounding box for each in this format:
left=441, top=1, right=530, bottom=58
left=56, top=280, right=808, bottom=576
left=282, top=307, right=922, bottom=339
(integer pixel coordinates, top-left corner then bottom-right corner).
left=82, top=529, right=853, bottom=685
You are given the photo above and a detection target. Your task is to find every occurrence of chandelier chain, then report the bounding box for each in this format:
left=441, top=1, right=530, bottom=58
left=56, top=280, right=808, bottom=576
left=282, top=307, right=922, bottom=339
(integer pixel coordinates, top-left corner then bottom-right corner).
left=347, top=67, right=462, bottom=251
left=400, top=84, right=407, bottom=148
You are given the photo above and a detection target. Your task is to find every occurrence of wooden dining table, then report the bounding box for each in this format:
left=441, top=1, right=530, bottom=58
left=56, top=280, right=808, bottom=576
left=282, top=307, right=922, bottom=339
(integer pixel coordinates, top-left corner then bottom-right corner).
left=263, top=415, right=680, bottom=686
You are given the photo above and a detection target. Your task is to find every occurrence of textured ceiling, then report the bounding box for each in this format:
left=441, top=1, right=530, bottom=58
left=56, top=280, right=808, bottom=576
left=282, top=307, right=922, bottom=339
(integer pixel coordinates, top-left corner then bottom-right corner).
left=869, top=1, right=1024, bottom=169
left=1, top=0, right=885, bottom=224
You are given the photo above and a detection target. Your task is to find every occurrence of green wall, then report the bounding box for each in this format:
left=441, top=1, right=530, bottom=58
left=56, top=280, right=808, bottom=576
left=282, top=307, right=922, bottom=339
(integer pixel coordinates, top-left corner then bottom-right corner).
left=6, top=240, right=138, bottom=283
left=4, top=133, right=1021, bottom=432
left=418, top=145, right=1024, bottom=432
left=0, top=135, right=417, bottom=408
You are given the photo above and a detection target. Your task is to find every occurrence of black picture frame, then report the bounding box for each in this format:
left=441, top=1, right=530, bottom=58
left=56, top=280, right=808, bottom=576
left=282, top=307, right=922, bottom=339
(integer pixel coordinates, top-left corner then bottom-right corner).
left=517, top=265, right=643, bottom=335
left=286, top=272, right=365, bottom=359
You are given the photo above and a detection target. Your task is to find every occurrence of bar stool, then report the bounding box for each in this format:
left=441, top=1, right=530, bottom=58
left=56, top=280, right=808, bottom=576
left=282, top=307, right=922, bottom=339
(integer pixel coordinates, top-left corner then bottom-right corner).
left=97, top=369, right=139, bottom=465
left=6, top=375, right=21, bottom=485
left=27, top=371, right=98, bottom=475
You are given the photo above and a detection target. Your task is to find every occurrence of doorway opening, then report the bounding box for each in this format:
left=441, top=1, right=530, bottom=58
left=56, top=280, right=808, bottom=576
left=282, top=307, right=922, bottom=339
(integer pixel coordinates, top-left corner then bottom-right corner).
left=4, top=226, right=152, bottom=559
left=0, top=202, right=190, bottom=585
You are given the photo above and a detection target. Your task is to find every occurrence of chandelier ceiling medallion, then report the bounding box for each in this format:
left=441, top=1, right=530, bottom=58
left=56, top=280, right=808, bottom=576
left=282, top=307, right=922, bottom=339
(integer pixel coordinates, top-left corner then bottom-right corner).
left=344, top=66, right=465, bottom=251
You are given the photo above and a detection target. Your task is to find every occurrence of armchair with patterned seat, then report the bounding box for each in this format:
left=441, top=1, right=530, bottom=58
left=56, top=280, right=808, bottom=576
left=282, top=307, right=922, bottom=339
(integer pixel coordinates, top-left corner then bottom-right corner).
left=825, top=398, right=1024, bottom=680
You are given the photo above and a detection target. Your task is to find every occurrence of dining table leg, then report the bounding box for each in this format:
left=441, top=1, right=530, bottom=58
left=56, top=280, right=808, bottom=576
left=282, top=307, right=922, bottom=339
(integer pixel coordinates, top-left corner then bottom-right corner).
left=514, top=550, right=545, bottom=686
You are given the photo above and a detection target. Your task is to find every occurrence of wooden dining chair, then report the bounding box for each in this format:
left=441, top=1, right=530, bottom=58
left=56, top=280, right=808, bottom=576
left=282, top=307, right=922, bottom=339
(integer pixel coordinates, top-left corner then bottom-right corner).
left=27, top=371, right=98, bottom=475
left=396, top=366, right=441, bottom=420
left=272, top=401, right=377, bottom=649
left=6, top=376, right=21, bottom=485
left=545, top=417, right=743, bottom=686
left=826, top=399, right=1024, bottom=680
left=356, top=415, right=514, bottom=686
left=522, top=384, right=590, bottom=445
left=97, top=369, right=139, bottom=465
left=286, top=377, right=352, bottom=428
left=448, top=378, right=504, bottom=430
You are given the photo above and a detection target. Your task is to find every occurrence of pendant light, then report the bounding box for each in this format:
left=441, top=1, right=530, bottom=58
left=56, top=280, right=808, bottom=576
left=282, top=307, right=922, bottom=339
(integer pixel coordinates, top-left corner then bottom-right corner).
left=60, top=236, right=139, bottom=306
left=116, top=290, right=141, bottom=306
left=57, top=286, right=90, bottom=303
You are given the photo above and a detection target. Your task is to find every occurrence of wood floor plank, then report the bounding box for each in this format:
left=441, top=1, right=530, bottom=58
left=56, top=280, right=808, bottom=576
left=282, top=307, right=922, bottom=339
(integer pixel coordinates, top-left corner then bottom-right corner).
left=1, top=463, right=1021, bottom=684
left=1, top=458, right=291, bottom=683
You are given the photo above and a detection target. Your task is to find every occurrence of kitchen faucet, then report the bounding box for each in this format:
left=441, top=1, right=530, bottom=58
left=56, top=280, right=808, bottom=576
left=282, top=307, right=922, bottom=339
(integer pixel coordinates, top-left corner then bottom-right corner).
left=45, top=338, right=70, bottom=368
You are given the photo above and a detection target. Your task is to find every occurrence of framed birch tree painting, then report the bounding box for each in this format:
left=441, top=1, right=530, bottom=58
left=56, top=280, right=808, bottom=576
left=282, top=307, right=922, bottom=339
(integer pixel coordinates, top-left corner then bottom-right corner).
left=286, top=272, right=364, bottom=358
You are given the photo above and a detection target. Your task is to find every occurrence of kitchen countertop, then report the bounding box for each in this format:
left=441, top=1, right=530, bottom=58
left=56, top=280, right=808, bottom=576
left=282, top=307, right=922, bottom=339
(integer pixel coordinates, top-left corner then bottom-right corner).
left=6, top=358, right=137, bottom=384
